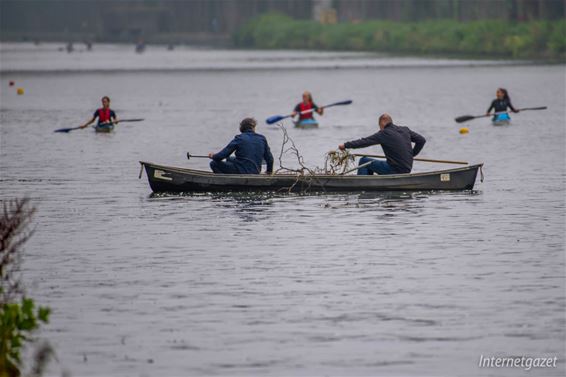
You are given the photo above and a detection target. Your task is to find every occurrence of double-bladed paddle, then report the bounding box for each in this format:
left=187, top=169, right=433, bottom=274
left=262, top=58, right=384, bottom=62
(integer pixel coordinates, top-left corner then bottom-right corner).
left=454, top=107, right=547, bottom=123
left=266, top=100, right=352, bottom=125
left=54, top=118, right=145, bottom=133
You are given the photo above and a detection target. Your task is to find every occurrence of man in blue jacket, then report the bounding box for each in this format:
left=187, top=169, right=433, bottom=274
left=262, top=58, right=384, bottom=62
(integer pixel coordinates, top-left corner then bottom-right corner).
left=338, top=113, right=426, bottom=175
left=209, top=118, right=274, bottom=174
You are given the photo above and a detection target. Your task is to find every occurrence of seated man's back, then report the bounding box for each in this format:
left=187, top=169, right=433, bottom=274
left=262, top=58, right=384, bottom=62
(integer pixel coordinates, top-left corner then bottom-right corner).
left=210, top=118, right=274, bottom=175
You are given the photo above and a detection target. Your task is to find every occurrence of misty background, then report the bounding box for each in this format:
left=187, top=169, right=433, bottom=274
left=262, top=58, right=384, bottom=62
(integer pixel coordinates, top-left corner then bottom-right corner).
left=1, top=0, right=564, bottom=46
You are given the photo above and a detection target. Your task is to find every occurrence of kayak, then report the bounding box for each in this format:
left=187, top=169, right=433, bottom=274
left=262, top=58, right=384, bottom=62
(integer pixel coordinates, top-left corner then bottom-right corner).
left=140, top=161, right=483, bottom=193
left=492, top=113, right=511, bottom=125
left=294, top=118, right=319, bottom=129
left=94, top=123, right=115, bottom=133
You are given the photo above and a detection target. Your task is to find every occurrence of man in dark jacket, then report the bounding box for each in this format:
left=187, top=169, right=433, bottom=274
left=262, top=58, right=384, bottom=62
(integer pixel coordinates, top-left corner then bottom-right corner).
left=338, top=114, right=426, bottom=175
left=209, top=118, right=274, bottom=174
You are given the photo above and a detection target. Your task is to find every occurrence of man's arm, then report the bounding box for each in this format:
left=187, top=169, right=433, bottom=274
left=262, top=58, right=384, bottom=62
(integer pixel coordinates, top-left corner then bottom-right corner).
left=212, top=137, right=239, bottom=161
left=343, top=132, right=382, bottom=149
left=263, top=139, right=274, bottom=174
left=410, top=129, right=426, bottom=156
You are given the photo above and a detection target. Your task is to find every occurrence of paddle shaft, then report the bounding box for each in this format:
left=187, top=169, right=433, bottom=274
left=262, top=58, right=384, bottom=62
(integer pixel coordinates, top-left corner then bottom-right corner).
left=483, top=107, right=545, bottom=118
left=456, top=106, right=547, bottom=123
left=266, top=100, right=352, bottom=124
left=295, top=101, right=349, bottom=117
left=187, top=153, right=209, bottom=159
left=115, top=118, right=144, bottom=123
left=341, top=161, right=373, bottom=175
left=353, top=154, right=468, bottom=165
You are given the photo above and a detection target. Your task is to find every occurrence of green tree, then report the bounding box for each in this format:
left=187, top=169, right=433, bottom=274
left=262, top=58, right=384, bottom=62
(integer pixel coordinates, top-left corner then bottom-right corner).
left=0, top=199, right=51, bottom=377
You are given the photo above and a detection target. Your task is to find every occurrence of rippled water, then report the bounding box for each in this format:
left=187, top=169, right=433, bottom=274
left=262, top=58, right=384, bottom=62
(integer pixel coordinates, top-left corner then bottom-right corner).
left=1, top=44, right=565, bottom=376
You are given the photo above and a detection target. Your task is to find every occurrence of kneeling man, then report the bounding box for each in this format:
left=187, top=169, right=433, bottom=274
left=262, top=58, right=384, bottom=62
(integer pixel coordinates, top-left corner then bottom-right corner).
left=338, top=114, right=426, bottom=175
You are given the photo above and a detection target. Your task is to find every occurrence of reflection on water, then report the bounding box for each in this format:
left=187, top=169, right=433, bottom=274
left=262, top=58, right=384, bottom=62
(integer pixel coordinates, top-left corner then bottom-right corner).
left=0, top=46, right=564, bottom=376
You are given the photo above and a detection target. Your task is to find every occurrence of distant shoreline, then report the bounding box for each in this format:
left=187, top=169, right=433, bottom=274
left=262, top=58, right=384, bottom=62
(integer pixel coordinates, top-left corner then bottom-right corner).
left=234, top=14, right=566, bottom=61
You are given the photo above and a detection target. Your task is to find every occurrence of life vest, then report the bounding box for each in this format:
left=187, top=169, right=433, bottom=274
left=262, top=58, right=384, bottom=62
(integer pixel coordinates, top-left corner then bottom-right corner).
left=298, top=102, right=315, bottom=120
left=97, top=108, right=112, bottom=123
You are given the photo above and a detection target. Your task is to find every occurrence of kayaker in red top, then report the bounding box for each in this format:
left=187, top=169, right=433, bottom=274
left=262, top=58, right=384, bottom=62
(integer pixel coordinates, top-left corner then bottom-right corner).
left=80, top=96, right=118, bottom=129
left=291, top=91, right=323, bottom=122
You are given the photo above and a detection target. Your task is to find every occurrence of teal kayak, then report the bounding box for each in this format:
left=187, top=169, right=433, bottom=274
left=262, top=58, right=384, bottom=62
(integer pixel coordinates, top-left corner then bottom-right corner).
left=492, top=113, right=511, bottom=125
left=295, top=118, right=319, bottom=129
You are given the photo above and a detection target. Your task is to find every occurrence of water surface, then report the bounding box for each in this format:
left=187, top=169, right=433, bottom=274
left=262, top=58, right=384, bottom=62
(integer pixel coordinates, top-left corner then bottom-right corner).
left=1, top=44, right=565, bottom=376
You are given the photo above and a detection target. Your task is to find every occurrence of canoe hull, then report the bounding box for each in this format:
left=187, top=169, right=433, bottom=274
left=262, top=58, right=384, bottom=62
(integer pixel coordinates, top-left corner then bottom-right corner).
left=140, top=162, right=483, bottom=193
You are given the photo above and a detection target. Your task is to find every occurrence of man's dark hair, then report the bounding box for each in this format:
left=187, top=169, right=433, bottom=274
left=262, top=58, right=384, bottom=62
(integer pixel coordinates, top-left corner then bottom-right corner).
left=240, top=117, right=257, bottom=132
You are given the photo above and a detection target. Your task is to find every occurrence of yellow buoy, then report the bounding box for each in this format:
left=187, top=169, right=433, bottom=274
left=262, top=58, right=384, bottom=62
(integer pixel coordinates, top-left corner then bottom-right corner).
left=16, top=88, right=24, bottom=95
left=459, top=127, right=469, bottom=134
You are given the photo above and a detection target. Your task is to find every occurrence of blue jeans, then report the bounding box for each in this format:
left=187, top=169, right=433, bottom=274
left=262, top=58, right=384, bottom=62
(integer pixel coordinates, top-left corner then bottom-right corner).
left=210, top=157, right=241, bottom=174
left=357, top=157, right=395, bottom=175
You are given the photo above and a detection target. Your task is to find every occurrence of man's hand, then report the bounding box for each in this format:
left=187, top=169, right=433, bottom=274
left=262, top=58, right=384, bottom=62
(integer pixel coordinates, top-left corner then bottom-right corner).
left=208, top=153, right=214, bottom=159
left=338, top=144, right=346, bottom=151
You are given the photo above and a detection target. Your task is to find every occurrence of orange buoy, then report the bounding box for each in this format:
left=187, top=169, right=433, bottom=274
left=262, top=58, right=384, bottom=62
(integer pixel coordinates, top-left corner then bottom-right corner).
left=16, top=88, right=25, bottom=95
left=459, top=127, right=469, bottom=134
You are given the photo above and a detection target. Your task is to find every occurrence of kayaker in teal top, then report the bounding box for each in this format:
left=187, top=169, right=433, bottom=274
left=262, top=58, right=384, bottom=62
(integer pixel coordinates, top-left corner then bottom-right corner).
left=486, top=88, right=519, bottom=122
left=208, top=118, right=274, bottom=175
left=292, top=91, right=324, bottom=122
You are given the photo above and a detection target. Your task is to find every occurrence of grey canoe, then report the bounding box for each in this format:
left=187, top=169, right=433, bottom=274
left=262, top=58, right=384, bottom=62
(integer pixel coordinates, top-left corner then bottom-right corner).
left=140, top=161, right=483, bottom=193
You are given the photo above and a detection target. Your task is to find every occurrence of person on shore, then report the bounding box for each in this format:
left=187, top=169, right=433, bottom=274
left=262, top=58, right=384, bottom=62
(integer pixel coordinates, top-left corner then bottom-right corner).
left=209, top=118, right=274, bottom=175
left=486, top=88, right=519, bottom=121
left=338, top=114, right=426, bottom=175
left=292, top=91, right=323, bottom=123
left=80, top=96, right=117, bottom=130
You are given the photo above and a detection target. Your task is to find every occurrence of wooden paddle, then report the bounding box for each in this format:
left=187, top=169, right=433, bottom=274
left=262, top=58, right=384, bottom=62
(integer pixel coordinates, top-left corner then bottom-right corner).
left=353, top=154, right=468, bottom=165
left=266, top=100, right=352, bottom=125
left=54, top=118, right=145, bottom=133
left=455, top=107, right=547, bottom=123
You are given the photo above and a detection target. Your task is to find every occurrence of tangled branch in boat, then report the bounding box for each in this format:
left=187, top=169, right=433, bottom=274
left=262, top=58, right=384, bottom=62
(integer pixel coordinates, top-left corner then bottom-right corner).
left=324, top=149, right=356, bottom=175
left=274, top=124, right=321, bottom=192
left=275, top=124, right=317, bottom=177
left=273, top=124, right=359, bottom=192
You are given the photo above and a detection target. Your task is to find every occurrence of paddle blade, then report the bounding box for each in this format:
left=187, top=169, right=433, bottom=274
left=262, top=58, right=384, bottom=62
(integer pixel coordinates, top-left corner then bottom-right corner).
left=332, top=100, right=353, bottom=106
left=54, top=127, right=73, bottom=133
left=266, top=115, right=287, bottom=124
left=454, top=115, right=476, bottom=123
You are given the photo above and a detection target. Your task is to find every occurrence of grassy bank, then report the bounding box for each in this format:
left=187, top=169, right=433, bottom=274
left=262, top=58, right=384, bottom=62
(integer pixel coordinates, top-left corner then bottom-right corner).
left=234, top=13, right=566, bottom=60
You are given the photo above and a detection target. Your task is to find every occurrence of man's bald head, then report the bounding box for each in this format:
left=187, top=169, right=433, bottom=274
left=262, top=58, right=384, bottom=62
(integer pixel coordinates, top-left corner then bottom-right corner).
left=378, top=113, right=392, bottom=129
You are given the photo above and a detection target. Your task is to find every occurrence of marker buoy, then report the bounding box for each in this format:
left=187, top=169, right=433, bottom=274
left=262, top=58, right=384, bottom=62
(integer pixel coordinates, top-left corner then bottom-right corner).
left=16, top=88, right=25, bottom=95
left=459, top=127, right=469, bottom=134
